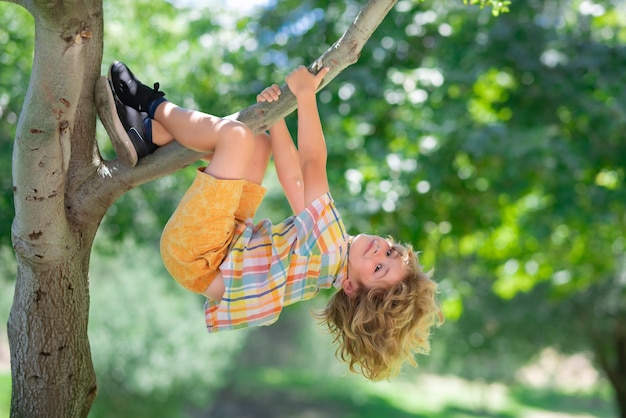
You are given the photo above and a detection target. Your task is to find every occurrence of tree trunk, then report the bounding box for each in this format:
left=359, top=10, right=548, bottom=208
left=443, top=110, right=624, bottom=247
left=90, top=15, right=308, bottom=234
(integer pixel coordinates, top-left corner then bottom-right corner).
left=7, top=0, right=398, bottom=416
left=8, top=255, right=98, bottom=417
left=592, top=316, right=626, bottom=418
left=8, top=1, right=106, bottom=416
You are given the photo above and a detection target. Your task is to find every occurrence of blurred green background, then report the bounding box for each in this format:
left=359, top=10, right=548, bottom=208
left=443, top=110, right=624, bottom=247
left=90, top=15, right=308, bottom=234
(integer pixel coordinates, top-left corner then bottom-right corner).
left=1, top=0, right=624, bottom=416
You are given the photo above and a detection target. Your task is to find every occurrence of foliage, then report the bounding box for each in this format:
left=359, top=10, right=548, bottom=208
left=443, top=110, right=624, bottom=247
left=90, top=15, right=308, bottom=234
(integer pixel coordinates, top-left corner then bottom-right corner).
left=247, top=0, right=626, bottom=404
left=88, top=239, right=247, bottom=417
left=464, top=0, right=511, bottom=16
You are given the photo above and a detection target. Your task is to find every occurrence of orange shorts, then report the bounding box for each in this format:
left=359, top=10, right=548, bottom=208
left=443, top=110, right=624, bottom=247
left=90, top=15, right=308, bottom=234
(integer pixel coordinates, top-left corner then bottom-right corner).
left=160, top=169, right=266, bottom=293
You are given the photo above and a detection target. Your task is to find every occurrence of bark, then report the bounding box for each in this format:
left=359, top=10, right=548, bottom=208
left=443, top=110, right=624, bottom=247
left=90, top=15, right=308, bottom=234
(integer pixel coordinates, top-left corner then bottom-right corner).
left=7, top=0, right=398, bottom=416
left=8, top=0, right=104, bottom=416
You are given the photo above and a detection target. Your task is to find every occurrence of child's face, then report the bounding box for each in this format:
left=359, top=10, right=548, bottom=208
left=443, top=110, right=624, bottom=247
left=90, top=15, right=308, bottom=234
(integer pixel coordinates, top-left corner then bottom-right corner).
left=343, top=234, right=406, bottom=297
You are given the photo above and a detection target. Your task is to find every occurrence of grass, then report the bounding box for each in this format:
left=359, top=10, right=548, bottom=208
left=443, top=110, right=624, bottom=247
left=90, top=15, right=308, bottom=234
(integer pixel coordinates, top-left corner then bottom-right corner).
left=0, top=368, right=617, bottom=418
left=197, top=368, right=617, bottom=418
left=0, top=373, right=9, bottom=418
left=510, top=385, right=616, bottom=417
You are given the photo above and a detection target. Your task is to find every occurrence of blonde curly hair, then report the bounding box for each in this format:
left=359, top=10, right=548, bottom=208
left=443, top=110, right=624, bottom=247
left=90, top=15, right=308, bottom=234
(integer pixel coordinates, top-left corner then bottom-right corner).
left=315, top=241, right=442, bottom=381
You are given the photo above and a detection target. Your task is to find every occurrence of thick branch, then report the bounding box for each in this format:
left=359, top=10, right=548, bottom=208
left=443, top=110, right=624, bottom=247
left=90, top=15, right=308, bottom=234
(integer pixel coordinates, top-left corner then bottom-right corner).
left=78, top=0, right=398, bottom=212
left=12, top=5, right=98, bottom=262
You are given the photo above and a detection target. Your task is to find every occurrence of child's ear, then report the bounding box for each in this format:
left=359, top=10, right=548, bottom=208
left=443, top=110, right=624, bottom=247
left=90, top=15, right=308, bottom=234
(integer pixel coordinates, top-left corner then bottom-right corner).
left=342, top=278, right=356, bottom=297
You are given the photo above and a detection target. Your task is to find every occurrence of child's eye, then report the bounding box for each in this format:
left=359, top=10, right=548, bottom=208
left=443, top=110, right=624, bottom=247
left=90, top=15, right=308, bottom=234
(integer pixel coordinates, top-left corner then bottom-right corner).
left=375, top=264, right=382, bottom=272
left=386, top=249, right=393, bottom=256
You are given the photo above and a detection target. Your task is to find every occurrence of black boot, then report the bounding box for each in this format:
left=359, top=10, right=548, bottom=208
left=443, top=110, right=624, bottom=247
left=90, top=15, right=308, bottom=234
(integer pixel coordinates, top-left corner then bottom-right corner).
left=95, top=77, right=159, bottom=167
left=108, top=61, right=166, bottom=116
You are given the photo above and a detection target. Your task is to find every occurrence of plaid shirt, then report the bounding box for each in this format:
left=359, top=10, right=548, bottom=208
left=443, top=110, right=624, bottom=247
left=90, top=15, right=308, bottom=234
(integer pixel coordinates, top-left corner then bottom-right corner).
left=204, top=192, right=349, bottom=332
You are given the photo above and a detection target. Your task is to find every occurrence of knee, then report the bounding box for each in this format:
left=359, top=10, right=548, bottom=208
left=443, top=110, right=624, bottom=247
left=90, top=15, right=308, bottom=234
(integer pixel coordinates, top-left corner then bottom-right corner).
left=221, top=120, right=256, bottom=151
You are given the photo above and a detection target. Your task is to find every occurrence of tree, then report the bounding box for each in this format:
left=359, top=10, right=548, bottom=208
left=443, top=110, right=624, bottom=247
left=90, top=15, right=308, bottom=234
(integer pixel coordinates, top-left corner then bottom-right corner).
left=3, top=0, right=408, bottom=415
left=15, top=0, right=623, bottom=416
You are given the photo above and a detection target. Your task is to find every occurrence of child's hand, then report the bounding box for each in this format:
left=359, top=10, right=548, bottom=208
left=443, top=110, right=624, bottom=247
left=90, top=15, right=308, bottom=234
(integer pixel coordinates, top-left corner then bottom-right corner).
left=286, top=65, right=330, bottom=97
left=257, top=84, right=282, bottom=103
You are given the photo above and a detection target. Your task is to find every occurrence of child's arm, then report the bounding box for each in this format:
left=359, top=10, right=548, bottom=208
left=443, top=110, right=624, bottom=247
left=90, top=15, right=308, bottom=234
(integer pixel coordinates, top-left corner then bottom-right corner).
left=257, top=85, right=305, bottom=214
left=285, top=66, right=331, bottom=207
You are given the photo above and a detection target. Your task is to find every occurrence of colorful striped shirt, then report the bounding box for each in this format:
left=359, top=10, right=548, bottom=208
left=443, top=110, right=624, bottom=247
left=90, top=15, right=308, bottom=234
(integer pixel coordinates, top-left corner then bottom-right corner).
left=204, top=192, right=349, bottom=332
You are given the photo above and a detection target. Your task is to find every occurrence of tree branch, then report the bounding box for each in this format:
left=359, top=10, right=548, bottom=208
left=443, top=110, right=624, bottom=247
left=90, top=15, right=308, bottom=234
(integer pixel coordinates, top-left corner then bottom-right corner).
left=80, top=0, right=398, bottom=210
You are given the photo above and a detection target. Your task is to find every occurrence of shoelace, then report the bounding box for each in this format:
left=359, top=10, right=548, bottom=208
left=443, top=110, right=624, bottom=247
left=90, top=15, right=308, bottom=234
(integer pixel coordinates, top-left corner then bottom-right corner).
left=153, top=82, right=165, bottom=96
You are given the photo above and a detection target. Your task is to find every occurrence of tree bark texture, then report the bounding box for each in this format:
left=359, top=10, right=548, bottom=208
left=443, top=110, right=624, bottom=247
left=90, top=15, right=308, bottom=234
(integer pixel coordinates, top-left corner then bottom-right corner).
left=8, top=1, right=104, bottom=417
left=7, top=0, right=397, bottom=416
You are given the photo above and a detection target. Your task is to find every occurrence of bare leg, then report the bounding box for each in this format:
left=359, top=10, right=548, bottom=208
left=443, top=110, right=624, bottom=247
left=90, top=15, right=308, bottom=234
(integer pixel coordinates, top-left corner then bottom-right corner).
left=151, top=120, right=174, bottom=146
left=150, top=122, right=214, bottom=162
left=151, top=102, right=235, bottom=152
left=151, top=101, right=270, bottom=183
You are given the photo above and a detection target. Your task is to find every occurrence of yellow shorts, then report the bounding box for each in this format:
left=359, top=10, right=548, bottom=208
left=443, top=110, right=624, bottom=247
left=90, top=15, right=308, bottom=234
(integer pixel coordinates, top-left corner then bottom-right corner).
left=160, top=169, right=266, bottom=293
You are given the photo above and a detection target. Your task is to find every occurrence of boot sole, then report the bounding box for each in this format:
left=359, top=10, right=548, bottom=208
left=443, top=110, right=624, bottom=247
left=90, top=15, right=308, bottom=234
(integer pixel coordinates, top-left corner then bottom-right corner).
left=95, top=76, right=139, bottom=167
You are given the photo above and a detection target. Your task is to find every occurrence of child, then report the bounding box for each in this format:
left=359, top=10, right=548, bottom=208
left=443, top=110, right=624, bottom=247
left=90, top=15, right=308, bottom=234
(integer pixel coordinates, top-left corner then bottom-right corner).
left=97, top=61, right=442, bottom=381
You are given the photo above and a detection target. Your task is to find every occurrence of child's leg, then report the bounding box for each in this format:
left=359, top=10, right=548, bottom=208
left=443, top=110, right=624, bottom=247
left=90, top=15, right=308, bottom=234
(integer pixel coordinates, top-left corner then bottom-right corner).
left=152, top=102, right=232, bottom=152
left=152, top=102, right=270, bottom=182
left=159, top=131, right=270, bottom=297
left=105, top=61, right=272, bottom=179
left=150, top=120, right=174, bottom=146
